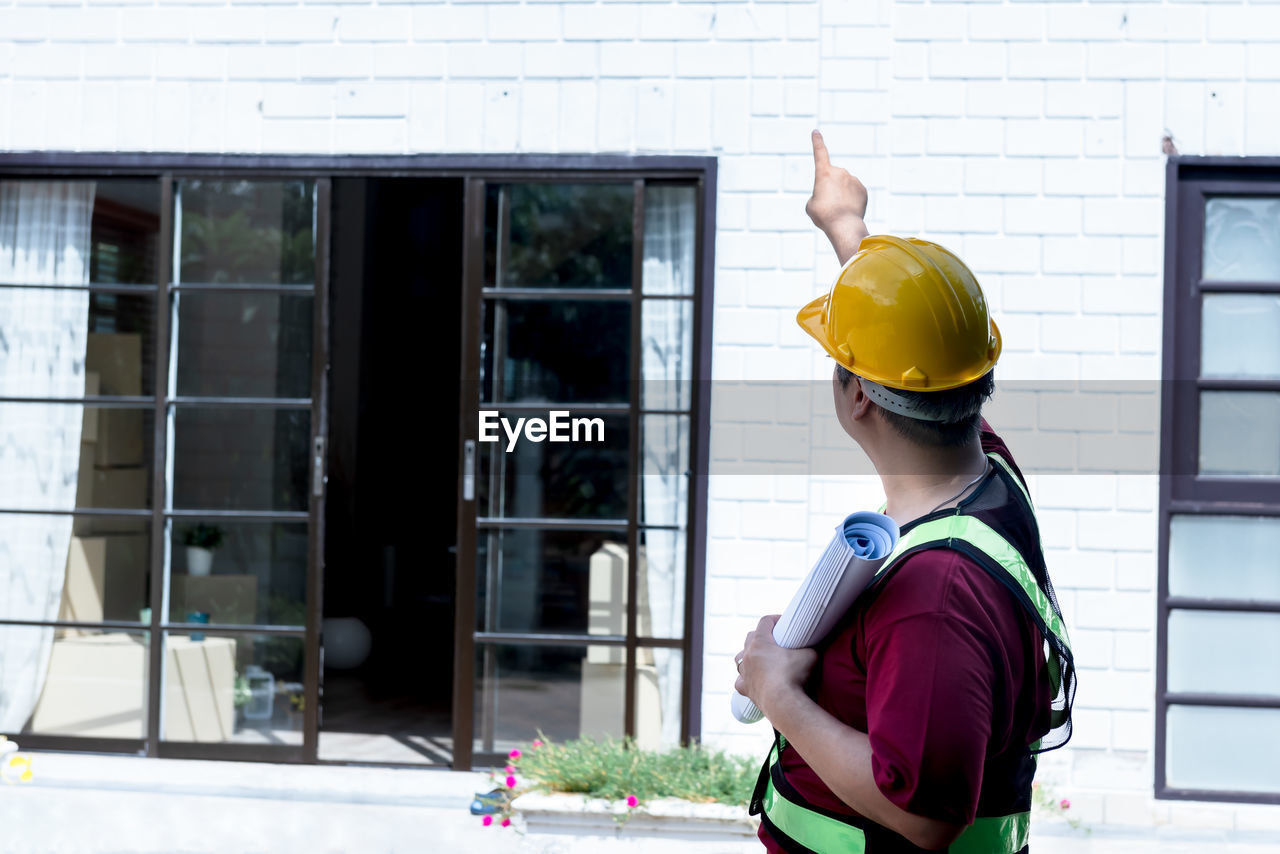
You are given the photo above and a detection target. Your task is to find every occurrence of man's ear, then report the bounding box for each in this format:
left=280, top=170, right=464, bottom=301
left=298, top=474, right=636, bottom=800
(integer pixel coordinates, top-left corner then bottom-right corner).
left=850, top=377, right=876, bottom=421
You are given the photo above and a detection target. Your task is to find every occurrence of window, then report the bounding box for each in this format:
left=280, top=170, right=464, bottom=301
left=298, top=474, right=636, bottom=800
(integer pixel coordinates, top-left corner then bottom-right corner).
left=1158, top=159, right=1280, bottom=803
left=0, top=154, right=715, bottom=770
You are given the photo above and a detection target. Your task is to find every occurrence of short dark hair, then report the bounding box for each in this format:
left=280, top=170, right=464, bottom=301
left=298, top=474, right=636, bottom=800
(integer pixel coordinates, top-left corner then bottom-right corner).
left=835, top=365, right=995, bottom=448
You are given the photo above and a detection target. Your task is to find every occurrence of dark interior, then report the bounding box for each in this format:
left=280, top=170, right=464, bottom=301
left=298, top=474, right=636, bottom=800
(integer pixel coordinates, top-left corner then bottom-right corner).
left=323, top=177, right=464, bottom=762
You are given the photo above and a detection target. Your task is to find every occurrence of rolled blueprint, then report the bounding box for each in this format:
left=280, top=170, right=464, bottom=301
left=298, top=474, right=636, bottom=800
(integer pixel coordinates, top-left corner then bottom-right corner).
left=731, top=510, right=900, bottom=724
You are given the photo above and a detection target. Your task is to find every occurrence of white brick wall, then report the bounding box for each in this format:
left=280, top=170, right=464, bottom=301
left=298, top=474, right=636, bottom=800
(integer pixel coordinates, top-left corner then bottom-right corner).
left=5, top=0, right=1280, bottom=831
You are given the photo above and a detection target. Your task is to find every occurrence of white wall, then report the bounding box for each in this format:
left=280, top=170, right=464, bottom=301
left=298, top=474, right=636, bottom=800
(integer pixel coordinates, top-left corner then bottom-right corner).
left=5, top=0, right=1280, bottom=832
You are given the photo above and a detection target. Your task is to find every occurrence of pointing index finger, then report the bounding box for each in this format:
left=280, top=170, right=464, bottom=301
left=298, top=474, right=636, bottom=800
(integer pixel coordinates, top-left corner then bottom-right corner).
left=811, top=129, right=830, bottom=169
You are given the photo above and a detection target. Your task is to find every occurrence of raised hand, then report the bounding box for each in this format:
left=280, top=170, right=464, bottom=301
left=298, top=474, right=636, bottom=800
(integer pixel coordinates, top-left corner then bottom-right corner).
left=805, top=130, right=870, bottom=265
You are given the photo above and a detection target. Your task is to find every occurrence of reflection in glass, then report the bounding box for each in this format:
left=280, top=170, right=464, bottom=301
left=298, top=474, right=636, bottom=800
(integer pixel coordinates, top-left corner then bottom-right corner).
left=1168, top=610, right=1280, bottom=695
left=641, top=298, right=693, bottom=411
left=172, top=407, right=311, bottom=511
left=638, top=528, right=686, bottom=642
left=16, top=627, right=149, bottom=739
left=477, top=413, right=628, bottom=519
left=168, top=520, right=308, bottom=627
left=486, top=183, right=633, bottom=288
left=1199, top=391, right=1280, bottom=475
left=86, top=296, right=156, bottom=396
left=642, top=415, right=689, bottom=529
left=482, top=299, right=631, bottom=403
left=1167, top=705, right=1280, bottom=793
left=1203, top=197, right=1280, bottom=282
left=473, top=643, right=616, bottom=756
left=161, top=631, right=304, bottom=745
left=476, top=528, right=628, bottom=636
left=1201, top=294, right=1280, bottom=379
left=1169, top=515, right=1280, bottom=602
left=642, top=185, right=697, bottom=296
left=90, top=180, right=161, bottom=285
left=175, top=292, right=313, bottom=398
left=177, top=180, right=316, bottom=285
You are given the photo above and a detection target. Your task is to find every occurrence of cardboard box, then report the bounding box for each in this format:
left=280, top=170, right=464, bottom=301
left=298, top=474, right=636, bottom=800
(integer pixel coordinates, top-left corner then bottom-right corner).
left=28, top=633, right=237, bottom=742
left=86, top=332, right=143, bottom=396
left=57, top=537, right=107, bottom=625
left=82, top=371, right=100, bottom=441
left=94, top=408, right=145, bottom=468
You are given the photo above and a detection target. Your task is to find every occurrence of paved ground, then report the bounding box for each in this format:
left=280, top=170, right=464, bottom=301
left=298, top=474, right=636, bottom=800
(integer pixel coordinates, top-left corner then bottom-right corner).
left=3, top=751, right=1277, bottom=853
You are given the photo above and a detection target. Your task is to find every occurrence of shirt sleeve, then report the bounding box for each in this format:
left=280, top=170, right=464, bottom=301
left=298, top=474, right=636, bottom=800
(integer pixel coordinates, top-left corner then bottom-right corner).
left=863, top=550, right=998, bottom=826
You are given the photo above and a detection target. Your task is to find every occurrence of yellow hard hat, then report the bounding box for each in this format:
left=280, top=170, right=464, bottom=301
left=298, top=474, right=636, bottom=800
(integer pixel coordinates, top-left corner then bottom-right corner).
left=797, top=235, right=1001, bottom=392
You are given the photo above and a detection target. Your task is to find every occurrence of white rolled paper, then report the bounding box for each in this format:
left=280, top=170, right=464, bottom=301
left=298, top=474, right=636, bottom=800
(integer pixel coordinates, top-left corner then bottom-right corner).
left=731, top=511, right=900, bottom=724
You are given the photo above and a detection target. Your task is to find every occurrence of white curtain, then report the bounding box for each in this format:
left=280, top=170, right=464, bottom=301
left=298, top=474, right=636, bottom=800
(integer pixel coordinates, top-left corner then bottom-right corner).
left=0, top=181, right=95, bottom=732
left=640, top=186, right=696, bottom=748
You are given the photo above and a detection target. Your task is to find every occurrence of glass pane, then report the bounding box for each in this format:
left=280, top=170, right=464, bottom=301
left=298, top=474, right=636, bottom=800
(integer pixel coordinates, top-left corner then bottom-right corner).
left=482, top=299, right=631, bottom=403
left=1202, top=197, right=1280, bottom=282
left=486, top=183, right=633, bottom=288
left=1202, top=294, right=1280, bottom=379
left=476, top=528, right=628, bottom=635
left=161, top=630, right=305, bottom=745
left=92, top=180, right=161, bottom=285
left=0, top=404, right=153, bottom=511
left=642, top=185, right=697, bottom=296
left=17, top=627, right=149, bottom=739
left=477, top=411, right=628, bottom=519
left=1168, top=611, right=1280, bottom=695
left=168, top=520, right=308, bottom=627
left=1167, top=705, right=1280, bottom=793
left=175, top=292, right=313, bottom=398
left=1169, top=515, right=1280, bottom=602
left=177, top=180, right=315, bottom=285
left=88, top=298, right=156, bottom=396
left=641, top=298, right=693, bottom=411
left=172, top=407, right=310, bottom=511
left=638, top=528, right=686, bottom=641
left=636, top=647, right=683, bottom=750
left=642, top=415, right=689, bottom=529
left=1199, top=391, right=1280, bottom=475
left=473, top=642, right=620, bottom=756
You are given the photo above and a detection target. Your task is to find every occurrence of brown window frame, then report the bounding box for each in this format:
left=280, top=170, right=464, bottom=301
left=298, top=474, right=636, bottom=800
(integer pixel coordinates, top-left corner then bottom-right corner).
left=1157, top=156, right=1280, bottom=805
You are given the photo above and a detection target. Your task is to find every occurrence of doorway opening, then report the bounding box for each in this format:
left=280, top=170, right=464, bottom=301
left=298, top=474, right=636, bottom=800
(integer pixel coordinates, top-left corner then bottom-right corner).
left=321, top=177, right=464, bottom=765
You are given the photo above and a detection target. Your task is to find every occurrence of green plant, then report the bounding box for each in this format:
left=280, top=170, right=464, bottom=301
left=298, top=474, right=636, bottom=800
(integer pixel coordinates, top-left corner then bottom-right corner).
left=474, top=735, right=758, bottom=832
left=1032, top=779, right=1089, bottom=833
left=183, top=523, right=226, bottom=550
left=233, top=673, right=252, bottom=708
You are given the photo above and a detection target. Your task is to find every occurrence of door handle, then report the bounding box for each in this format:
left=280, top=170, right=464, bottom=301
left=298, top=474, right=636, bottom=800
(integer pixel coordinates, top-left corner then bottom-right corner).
left=312, top=435, right=325, bottom=497
left=463, top=439, right=476, bottom=502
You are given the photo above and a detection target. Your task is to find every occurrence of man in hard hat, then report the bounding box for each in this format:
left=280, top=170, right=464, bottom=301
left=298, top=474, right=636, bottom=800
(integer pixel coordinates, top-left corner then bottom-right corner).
left=734, top=131, right=1075, bottom=853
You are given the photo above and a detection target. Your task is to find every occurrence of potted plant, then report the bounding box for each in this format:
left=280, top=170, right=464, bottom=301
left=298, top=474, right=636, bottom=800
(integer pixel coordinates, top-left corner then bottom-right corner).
left=183, top=523, right=225, bottom=576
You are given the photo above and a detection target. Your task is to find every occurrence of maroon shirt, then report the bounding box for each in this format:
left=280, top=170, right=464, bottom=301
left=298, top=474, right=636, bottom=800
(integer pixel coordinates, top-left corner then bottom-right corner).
left=761, top=425, right=1051, bottom=851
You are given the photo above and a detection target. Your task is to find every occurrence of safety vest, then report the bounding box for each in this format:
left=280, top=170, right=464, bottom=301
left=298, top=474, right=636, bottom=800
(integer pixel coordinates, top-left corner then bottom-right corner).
left=749, top=453, right=1073, bottom=854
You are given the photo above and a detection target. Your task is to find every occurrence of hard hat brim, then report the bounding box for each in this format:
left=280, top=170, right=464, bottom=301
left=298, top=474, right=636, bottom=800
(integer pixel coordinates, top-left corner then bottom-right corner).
left=797, top=291, right=1003, bottom=392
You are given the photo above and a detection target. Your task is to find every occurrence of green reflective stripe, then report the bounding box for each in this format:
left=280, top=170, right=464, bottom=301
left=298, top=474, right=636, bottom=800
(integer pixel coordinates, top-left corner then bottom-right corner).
left=877, top=515, right=1070, bottom=652
left=762, top=744, right=867, bottom=854
left=762, top=743, right=1030, bottom=854
left=951, top=812, right=1030, bottom=854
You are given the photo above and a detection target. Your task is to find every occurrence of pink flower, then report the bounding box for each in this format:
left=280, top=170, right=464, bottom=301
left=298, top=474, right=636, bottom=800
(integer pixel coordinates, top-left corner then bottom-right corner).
left=532, top=739, right=544, bottom=748
left=626, top=795, right=639, bottom=808
left=508, top=749, right=522, bottom=760
left=500, top=818, right=511, bottom=828
left=506, top=775, right=517, bottom=788
left=482, top=815, right=493, bottom=827
left=504, top=765, right=515, bottom=774
left=1059, top=799, right=1071, bottom=810
left=1031, top=781, right=1040, bottom=790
